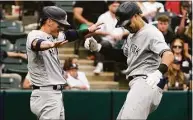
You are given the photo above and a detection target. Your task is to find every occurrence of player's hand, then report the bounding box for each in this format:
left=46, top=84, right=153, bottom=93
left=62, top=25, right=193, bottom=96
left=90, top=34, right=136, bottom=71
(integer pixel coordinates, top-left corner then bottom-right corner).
left=53, top=40, right=68, bottom=48
left=88, top=22, right=104, bottom=33
left=145, top=70, right=163, bottom=89
left=84, top=37, right=102, bottom=52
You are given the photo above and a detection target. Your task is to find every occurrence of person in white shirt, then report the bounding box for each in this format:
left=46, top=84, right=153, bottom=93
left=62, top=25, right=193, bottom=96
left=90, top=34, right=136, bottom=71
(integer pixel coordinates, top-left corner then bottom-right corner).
left=63, top=57, right=90, bottom=90
left=142, top=0, right=165, bottom=22
left=92, top=1, right=129, bottom=74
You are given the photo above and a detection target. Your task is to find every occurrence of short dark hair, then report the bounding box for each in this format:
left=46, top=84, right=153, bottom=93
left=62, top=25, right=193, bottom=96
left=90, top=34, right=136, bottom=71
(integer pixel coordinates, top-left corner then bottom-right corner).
left=63, top=57, right=78, bottom=71
left=107, top=0, right=121, bottom=6
left=157, top=15, right=169, bottom=22
left=39, top=17, right=48, bottom=27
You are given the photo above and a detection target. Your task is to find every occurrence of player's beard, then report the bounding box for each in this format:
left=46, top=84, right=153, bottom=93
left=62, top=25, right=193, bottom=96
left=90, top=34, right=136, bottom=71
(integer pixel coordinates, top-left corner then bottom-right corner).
left=52, top=29, right=60, bottom=38
left=127, top=26, right=137, bottom=33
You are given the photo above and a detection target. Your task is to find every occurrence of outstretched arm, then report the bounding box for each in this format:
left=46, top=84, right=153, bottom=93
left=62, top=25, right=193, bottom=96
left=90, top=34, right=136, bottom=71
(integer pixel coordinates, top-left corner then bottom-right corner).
left=84, top=37, right=127, bottom=63
left=64, top=23, right=103, bottom=42
left=31, top=39, right=68, bottom=51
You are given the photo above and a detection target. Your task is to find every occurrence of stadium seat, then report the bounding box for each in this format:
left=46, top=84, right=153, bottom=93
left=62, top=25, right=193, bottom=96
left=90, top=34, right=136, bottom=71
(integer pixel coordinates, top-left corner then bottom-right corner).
left=2, top=57, right=23, bottom=64
left=14, top=38, right=27, bottom=53
left=0, top=77, right=21, bottom=89
left=0, top=39, right=14, bottom=51
left=1, top=31, right=27, bottom=44
left=0, top=20, right=24, bottom=33
left=4, top=62, right=28, bottom=74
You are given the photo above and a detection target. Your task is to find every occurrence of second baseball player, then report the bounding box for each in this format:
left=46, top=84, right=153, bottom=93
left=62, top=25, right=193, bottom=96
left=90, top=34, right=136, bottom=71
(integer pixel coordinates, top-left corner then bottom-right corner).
left=84, top=2, right=174, bottom=120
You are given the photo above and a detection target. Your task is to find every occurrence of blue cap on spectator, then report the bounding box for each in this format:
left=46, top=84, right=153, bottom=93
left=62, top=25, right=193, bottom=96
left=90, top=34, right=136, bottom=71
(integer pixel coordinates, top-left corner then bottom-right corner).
left=69, top=63, right=78, bottom=69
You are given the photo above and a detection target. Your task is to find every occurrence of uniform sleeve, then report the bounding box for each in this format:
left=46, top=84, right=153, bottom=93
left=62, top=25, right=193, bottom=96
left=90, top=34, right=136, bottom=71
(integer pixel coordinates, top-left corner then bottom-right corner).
left=149, top=33, right=170, bottom=56
left=27, top=32, right=42, bottom=50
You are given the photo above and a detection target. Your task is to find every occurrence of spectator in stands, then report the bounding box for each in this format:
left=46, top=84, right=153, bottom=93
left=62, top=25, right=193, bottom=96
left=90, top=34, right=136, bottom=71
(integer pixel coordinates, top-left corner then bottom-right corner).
left=171, top=1, right=191, bottom=33
left=91, top=1, right=129, bottom=74
left=73, top=1, right=107, bottom=28
left=73, top=1, right=108, bottom=59
left=136, top=1, right=160, bottom=23
left=63, top=57, right=90, bottom=90
left=0, top=49, right=27, bottom=84
left=157, top=15, right=175, bottom=46
left=165, top=1, right=181, bottom=15
left=142, top=0, right=165, bottom=22
left=179, top=12, right=192, bottom=60
left=164, top=59, right=188, bottom=91
left=171, top=38, right=192, bottom=82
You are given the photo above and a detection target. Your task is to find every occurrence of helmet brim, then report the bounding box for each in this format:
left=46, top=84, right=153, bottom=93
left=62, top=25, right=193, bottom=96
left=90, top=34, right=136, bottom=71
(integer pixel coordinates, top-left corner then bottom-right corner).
left=57, top=19, right=71, bottom=27
left=116, top=19, right=130, bottom=27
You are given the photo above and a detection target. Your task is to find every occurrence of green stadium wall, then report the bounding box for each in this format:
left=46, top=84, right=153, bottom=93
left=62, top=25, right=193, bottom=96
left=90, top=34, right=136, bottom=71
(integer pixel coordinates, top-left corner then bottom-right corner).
left=0, top=90, right=192, bottom=120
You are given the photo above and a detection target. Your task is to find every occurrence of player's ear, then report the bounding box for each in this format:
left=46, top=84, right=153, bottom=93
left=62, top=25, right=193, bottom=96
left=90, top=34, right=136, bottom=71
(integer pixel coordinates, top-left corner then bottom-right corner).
left=47, top=18, right=53, bottom=26
left=135, top=14, right=141, bottom=21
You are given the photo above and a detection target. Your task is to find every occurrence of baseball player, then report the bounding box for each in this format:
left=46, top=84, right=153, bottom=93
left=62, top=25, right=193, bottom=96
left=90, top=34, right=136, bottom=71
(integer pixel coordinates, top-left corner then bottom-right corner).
left=27, top=6, right=101, bottom=120
left=84, top=2, right=174, bottom=120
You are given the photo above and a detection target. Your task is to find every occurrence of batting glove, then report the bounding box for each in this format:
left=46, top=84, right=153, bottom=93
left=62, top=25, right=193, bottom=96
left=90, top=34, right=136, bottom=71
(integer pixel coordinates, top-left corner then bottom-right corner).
left=145, top=70, right=163, bottom=89
left=84, top=37, right=102, bottom=52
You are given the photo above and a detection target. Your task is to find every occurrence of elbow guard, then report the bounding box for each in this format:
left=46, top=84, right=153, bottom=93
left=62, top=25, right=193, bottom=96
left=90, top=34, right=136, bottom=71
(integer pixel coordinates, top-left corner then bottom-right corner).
left=31, top=39, right=45, bottom=51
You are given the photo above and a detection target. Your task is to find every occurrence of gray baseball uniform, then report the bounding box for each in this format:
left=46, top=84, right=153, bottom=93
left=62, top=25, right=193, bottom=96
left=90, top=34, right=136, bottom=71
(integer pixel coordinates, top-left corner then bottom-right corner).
left=117, top=23, right=170, bottom=119
left=27, top=30, right=66, bottom=120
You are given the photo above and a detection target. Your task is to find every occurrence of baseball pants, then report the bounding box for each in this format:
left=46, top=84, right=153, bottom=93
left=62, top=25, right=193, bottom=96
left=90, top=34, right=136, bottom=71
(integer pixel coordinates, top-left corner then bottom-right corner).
left=30, top=89, right=64, bottom=120
left=117, top=76, right=163, bottom=120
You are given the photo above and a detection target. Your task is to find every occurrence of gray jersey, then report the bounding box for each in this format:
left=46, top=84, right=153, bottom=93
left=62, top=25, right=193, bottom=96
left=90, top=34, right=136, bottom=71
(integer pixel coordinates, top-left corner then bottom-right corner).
left=26, top=30, right=66, bottom=86
left=122, top=24, right=170, bottom=78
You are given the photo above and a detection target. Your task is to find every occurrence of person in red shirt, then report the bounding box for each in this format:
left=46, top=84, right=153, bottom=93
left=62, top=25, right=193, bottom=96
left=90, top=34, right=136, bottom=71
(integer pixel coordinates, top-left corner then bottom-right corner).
left=165, top=1, right=180, bottom=15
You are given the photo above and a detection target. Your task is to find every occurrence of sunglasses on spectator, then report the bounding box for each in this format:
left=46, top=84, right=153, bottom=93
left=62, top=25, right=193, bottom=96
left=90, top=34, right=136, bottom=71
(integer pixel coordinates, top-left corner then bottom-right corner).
left=173, top=59, right=181, bottom=64
left=173, top=45, right=182, bottom=49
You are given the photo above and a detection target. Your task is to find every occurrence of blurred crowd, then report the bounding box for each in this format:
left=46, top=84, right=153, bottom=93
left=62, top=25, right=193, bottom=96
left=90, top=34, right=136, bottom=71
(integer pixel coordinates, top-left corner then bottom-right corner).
left=0, top=0, right=192, bottom=91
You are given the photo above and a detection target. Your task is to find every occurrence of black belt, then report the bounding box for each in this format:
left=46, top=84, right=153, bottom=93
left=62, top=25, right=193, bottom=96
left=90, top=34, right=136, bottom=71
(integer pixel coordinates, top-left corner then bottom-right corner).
left=32, top=85, right=64, bottom=90
left=127, top=75, right=166, bottom=89
left=127, top=74, right=147, bottom=81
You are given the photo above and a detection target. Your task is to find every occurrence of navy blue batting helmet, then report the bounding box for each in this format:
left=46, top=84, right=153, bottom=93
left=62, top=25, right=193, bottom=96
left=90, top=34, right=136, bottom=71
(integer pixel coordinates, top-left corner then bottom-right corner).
left=115, top=2, right=142, bottom=27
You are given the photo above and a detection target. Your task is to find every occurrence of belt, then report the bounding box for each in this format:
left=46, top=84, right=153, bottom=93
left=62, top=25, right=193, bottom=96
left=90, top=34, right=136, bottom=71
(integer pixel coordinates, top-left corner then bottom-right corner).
left=127, top=74, right=147, bottom=81
left=32, top=85, right=64, bottom=90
